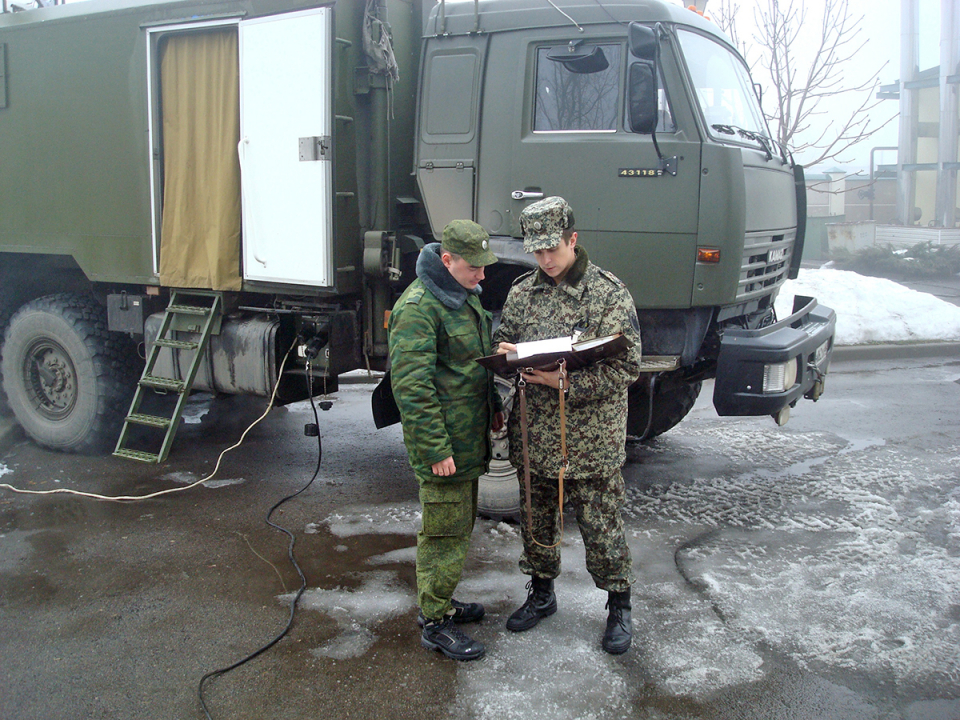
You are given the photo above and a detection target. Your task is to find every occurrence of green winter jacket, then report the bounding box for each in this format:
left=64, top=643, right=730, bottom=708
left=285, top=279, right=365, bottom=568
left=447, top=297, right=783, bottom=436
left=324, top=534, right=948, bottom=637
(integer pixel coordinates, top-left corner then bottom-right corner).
left=388, top=245, right=497, bottom=482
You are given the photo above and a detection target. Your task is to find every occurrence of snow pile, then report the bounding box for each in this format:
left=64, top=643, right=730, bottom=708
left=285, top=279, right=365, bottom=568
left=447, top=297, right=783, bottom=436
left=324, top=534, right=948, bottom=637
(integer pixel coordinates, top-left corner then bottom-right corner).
left=776, top=268, right=960, bottom=346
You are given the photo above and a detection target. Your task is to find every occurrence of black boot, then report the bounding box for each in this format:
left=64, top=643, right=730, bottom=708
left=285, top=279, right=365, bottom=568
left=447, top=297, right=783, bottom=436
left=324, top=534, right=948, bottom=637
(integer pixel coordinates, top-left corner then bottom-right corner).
left=602, top=589, right=632, bottom=654
left=506, top=577, right=557, bottom=632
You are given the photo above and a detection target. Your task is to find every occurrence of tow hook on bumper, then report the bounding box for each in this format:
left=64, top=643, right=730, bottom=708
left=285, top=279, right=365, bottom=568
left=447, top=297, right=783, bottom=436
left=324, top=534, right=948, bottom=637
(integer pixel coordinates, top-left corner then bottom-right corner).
left=713, top=296, right=836, bottom=419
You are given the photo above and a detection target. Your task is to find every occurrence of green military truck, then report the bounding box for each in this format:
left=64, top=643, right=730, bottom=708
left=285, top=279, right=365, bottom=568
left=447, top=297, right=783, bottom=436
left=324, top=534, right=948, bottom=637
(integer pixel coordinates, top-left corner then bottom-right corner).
left=0, top=0, right=834, bottom=505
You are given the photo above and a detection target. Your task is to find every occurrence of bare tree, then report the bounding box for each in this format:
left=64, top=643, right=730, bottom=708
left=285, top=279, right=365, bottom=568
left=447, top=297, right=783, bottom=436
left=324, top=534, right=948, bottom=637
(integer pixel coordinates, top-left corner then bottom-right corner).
left=713, top=0, right=896, bottom=168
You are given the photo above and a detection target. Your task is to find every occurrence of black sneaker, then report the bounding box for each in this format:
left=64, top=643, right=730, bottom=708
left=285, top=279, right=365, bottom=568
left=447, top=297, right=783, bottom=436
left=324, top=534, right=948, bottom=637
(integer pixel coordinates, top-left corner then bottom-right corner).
left=416, top=599, right=485, bottom=627
left=420, top=617, right=485, bottom=661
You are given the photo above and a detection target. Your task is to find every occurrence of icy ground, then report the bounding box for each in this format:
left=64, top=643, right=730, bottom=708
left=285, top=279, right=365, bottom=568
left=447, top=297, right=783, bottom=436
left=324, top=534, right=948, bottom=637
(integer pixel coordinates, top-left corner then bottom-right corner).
left=287, top=411, right=960, bottom=720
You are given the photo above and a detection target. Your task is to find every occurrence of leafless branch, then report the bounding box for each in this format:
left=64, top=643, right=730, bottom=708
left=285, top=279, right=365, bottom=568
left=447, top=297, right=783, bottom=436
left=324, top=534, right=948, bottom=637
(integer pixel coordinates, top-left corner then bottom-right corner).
left=718, top=0, right=898, bottom=167
left=805, top=171, right=870, bottom=193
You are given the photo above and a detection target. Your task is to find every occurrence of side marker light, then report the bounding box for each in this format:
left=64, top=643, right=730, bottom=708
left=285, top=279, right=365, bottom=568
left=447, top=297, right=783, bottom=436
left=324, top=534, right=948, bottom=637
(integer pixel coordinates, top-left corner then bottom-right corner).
left=697, top=248, right=721, bottom=263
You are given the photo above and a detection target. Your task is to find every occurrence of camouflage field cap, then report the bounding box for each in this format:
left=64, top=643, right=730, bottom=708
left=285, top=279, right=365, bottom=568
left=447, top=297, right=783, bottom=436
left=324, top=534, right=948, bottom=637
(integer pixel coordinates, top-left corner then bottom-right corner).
left=520, top=196, right=573, bottom=252
left=441, top=219, right=498, bottom=266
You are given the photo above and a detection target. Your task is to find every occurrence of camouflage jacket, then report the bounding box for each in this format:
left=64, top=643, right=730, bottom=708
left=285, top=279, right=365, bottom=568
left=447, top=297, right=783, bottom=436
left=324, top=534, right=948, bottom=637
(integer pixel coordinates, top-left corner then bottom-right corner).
left=388, top=247, right=497, bottom=481
left=493, top=246, right=642, bottom=478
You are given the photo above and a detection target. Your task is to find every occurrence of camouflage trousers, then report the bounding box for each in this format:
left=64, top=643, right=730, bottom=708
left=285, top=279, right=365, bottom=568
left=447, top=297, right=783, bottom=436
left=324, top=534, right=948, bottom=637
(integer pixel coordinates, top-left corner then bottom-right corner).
left=518, top=470, right=633, bottom=592
left=416, top=474, right=479, bottom=620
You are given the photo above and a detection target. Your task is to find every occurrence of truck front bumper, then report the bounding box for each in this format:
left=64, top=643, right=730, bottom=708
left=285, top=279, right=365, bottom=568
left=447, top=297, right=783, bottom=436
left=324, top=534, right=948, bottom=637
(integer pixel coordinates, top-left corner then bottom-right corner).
left=713, top=296, right=836, bottom=417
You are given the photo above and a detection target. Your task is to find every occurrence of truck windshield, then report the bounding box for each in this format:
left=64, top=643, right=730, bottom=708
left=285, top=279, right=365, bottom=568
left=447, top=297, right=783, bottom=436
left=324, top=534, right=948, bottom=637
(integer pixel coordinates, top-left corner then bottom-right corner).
left=676, top=29, right=769, bottom=148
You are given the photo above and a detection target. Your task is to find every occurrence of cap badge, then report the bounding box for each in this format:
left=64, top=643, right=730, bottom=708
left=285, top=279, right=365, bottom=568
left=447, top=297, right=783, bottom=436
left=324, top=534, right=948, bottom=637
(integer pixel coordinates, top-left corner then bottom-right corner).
left=482, top=240, right=488, bottom=249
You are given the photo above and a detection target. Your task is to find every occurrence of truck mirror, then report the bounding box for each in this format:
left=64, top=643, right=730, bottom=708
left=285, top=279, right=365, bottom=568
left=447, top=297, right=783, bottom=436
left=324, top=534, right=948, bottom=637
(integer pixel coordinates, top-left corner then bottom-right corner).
left=545, top=44, right=609, bottom=74
left=627, top=61, right=658, bottom=134
left=628, top=22, right=657, bottom=62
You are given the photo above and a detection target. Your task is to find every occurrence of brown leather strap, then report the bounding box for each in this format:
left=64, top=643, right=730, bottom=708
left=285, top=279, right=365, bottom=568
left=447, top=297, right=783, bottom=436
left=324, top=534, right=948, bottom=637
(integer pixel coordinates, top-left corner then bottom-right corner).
left=556, top=358, right=567, bottom=530
left=518, top=360, right=568, bottom=550
left=519, top=376, right=534, bottom=542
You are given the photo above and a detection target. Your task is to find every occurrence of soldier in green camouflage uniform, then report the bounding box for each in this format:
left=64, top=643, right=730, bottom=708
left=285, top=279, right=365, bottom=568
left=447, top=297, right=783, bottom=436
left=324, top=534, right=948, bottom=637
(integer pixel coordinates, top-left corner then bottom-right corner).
left=388, top=219, right=502, bottom=661
left=493, top=196, right=642, bottom=654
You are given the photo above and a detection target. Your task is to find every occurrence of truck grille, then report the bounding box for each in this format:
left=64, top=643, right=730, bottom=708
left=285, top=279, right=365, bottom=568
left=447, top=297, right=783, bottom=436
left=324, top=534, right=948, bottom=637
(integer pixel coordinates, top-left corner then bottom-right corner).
left=736, top=231, right=794, bottom=302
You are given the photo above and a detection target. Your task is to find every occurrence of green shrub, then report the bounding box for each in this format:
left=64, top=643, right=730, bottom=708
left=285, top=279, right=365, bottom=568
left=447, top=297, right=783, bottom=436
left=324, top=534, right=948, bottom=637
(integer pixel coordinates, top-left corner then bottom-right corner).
left=832, top=242, right=960, bottom=279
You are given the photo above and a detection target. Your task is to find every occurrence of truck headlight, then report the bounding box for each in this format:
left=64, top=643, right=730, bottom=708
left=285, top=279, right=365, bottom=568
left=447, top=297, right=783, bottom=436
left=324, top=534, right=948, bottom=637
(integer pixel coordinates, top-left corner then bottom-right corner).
left=762, top=358, right=798, bottom=393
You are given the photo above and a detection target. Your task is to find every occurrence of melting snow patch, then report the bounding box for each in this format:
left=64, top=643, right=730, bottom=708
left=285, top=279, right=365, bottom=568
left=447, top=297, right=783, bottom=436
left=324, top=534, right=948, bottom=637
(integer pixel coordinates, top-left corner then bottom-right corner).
left=164, top=471, right=200, bottom=485
left=162, top=471, right=244, bottom=488
left=367, top=546, right=417, bottom=565
left=289, top=570, right=414, bottom=660
left=311, top=626, right=376, bottom=660
left=455, top=630, right=634, bottom=720
left=0, top=463, right=11, bottom=478
left=201, top=478, right=245, bottom=488
left=324, top=502, right=421, bottom=537
left=180, top=406, right=209, bottom=424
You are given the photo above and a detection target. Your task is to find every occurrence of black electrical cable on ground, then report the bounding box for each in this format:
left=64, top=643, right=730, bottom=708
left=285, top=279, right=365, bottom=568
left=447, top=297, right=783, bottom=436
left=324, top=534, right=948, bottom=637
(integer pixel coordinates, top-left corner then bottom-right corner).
left=197, top=358, right=324, bottom=720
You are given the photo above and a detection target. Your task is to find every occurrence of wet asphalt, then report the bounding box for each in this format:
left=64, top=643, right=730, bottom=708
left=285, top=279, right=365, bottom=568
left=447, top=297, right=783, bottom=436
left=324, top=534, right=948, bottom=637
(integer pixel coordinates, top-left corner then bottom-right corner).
left=1, top=347, right=959, bottom=719
left=2, top=276, right=960, bottom=719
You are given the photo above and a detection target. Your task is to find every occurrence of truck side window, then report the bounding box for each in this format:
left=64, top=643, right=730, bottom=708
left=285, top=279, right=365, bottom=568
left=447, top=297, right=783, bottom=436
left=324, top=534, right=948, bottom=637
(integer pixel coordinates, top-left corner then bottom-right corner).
left=534, top=44, right=621, bottom=132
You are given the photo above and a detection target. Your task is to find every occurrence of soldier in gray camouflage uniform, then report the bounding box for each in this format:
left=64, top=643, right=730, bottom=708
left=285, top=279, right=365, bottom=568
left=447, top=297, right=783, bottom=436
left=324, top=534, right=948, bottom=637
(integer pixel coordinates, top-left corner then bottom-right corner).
left=388, top=219, right=502, bottom=661
left=493, top=196, right=642, bottom=654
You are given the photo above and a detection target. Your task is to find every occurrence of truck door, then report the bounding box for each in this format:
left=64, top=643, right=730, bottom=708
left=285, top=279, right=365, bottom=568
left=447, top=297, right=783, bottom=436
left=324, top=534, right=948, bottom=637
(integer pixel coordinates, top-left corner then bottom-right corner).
left=475, top=33, right=702, bottom=308
left=415, top=35, right=487, bottom=238
left=238, top=8, right=334, bottom=287
left=152, top=10, right=333, bottom=290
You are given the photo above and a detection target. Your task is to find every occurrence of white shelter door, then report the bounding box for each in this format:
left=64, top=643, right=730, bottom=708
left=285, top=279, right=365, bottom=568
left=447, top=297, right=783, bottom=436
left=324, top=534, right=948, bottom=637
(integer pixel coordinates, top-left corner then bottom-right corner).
left=239, top=9, right=333, bottom=287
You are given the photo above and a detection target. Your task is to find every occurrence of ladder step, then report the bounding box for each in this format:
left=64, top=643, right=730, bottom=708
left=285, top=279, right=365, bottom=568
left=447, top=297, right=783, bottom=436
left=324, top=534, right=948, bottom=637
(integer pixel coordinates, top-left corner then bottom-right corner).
left=125, top=413, right=172, bottom=429
left=113, top=448, right=161, bottom=464
left=639, top=355, right=681, bottom=372
left=167, top=304, right=213, bottom=316
left=155, top=338, right=200, bottom=351
left=140, top=375, right=186, bottom=392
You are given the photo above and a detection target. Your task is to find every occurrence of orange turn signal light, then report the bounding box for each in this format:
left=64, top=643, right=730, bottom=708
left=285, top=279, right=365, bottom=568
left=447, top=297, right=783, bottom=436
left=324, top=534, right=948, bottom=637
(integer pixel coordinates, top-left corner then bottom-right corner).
left=697, top=247, right=721, bottom=263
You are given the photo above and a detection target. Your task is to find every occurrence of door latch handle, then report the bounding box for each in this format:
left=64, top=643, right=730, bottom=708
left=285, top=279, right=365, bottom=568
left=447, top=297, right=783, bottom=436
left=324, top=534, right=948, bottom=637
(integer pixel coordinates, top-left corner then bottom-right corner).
left=511, top=190, right=544, bottom=201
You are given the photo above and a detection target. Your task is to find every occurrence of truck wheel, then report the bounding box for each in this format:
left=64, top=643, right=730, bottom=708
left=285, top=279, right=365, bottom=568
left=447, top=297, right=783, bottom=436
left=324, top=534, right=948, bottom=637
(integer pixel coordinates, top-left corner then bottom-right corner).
left=0, top=277, right=23, bottom=417
left=627, top=373, right=702, bottom=439
left=1, top=294, right=139, bottom=454
left=477, top=379, right=521, bottom=521
left=0, top=314, right=12, bottom=417
left=477, top=457, right=521, bottom=522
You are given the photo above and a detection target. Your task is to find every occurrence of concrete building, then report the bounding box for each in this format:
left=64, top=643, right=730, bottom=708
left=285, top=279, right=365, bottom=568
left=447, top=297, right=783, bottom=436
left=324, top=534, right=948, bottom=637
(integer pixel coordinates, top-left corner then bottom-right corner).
left=805, top=170, right=897, bottom=224
left=877, top=0, right=960, bottom=229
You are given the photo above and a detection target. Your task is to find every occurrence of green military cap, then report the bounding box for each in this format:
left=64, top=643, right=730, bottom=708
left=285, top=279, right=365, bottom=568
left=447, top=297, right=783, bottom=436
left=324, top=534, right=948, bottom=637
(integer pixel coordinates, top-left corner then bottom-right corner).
left=519, top=196, right=574, bottom=252
left=441, top=219, right=498, bottom=266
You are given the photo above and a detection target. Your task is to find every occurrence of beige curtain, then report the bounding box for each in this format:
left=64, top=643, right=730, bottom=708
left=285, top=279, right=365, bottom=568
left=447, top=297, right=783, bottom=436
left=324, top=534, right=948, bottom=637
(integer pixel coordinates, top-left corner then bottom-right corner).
left=158, top=30, right=242, bottom=291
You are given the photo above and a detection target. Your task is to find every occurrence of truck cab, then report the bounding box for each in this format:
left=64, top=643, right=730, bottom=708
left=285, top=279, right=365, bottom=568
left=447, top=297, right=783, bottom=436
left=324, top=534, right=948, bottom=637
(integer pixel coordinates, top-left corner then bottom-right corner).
left=414, top=0, right=833, bottom=436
